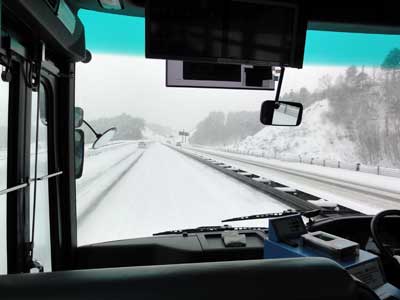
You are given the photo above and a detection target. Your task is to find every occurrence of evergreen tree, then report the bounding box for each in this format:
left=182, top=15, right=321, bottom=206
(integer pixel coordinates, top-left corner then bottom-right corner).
left=381, top=48, right=400, bottom=70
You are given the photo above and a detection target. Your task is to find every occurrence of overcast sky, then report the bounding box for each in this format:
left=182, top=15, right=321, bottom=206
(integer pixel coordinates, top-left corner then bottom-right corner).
left=75, top=54, right=347, bottom=130
left=0, top=55, right=348, bottom=129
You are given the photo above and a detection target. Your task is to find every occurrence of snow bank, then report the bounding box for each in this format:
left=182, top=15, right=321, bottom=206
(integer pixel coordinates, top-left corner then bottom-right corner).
left=235, top=99, right=358, bottom=163
left=186, top=146, right=400, bottom=214
left=76, top=141, right=144, bottom=221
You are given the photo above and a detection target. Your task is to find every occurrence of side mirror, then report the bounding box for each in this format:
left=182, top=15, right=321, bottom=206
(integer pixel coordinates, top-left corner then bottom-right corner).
left=260, top=101, right=303, bottom=126
left=92, top=127, right=117, bottom=149
left=74, top=129, right=85, bottom=179
left=75, top=107, right=84, bottom=128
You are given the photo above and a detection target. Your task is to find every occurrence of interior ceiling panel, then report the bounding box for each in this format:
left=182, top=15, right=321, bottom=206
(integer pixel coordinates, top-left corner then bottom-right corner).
left=67, top=0, right=400, bottom=34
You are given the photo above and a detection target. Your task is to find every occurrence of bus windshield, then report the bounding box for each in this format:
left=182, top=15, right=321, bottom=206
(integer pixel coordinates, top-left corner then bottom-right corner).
left=75, top=10, right=400, bottom=245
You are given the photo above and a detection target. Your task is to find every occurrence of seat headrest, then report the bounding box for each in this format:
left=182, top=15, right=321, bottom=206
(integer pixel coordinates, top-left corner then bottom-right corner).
left=0, top=257, right=368, bottom=300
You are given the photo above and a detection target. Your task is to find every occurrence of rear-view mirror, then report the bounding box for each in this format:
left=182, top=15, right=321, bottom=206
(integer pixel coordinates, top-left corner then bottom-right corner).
left=92, top=127, right=117, bottom=149
left=75, top=107, right=84, bottom=128
left=260, top=101, right=303, bottom=126
left=74, top=129, right=85, bottom=179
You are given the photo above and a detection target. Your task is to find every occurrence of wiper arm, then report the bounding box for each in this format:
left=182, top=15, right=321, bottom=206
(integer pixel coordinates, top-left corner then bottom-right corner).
left=153, top=210, right=321, bottom=236
left=154, top=225, right=231, bottom=236
left=221, top=209, right=321, bottom=223
left=153, top=225, right=267, bottom=236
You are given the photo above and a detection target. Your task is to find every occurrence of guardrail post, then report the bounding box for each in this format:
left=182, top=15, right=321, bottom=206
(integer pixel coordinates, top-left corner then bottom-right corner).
left=338, top=161, right=341, bottom=168
left=356, top=163, right=360, bottom=171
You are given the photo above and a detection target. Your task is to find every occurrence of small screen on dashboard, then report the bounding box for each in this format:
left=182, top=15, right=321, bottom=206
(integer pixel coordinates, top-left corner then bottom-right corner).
left=271, top=215, right=307, bottom=240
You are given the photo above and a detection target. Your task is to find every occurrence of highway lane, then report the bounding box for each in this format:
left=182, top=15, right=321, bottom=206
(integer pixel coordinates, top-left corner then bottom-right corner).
left=77, top=143, right=288, bottom=245
left=183, top=147, right=400, bottom=215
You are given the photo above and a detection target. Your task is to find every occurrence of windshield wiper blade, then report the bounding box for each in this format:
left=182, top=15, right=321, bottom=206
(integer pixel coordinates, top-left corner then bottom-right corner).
left=155, top=209, right=322, bottom=236
left=221, top=209, right=321, bottom=223
left=154, top=225, right=232, bottom=236
left=153, top=225, right=267, bottom=236
left=221, top=210, right=298, bottom=223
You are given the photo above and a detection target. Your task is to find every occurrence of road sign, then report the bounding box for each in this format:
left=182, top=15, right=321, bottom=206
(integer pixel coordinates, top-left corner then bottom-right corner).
left=179, top=131, right=190, bottom=137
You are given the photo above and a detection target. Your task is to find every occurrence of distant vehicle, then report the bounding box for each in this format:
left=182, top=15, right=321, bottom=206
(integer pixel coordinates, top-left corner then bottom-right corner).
left=138, top=141, right=147, bottom=148
left=176, top=142, right=182, bottom=147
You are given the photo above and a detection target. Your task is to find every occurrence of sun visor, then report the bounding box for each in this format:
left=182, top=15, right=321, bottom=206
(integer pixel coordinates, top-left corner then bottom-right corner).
left=3, top=0, right=86, bottom=61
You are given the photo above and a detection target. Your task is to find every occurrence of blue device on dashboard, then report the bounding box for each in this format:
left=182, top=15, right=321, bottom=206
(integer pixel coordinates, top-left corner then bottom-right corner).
left=264, top=214, right=400, bottom=299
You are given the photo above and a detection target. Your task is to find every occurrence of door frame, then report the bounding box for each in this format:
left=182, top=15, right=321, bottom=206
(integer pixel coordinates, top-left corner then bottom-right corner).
left=41, top=61, right=78, bottom=271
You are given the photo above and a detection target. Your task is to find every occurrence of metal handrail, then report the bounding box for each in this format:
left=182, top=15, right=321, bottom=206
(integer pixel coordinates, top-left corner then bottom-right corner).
left=0, top=183, right=29, bottom=196
left=0, top=171, right=63, bottom=196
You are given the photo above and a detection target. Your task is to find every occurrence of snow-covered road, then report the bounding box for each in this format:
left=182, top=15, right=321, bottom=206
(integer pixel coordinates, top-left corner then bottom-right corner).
left=183, top=146, right=400, bottom=215
left=77, top=143, right=288, bottom=245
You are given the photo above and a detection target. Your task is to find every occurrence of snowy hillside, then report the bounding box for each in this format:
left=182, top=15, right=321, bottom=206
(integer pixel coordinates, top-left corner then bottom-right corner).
left=233, top=99, right=359, bottom=162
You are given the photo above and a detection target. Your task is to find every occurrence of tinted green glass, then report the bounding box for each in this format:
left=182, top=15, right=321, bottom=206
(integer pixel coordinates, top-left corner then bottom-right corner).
left=79, top=10, right=145, bottom=56
left=79, top=9, right=400, bottom=66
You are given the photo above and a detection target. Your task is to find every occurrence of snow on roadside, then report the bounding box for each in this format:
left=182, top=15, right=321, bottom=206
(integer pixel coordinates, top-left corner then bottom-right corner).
left=189, top=146, right=400, bottom=194
left=77, top=149, right=144, bottom=222
left=77, top=141, right=142, bottom=217
left=78, top=141, right=137, bottom=187
left=235, top=99, right=358, bottom=163
left=185, top=146, right=400, bottom=214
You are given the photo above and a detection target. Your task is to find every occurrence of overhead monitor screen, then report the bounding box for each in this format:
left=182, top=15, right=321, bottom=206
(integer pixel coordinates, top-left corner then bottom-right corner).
left=146, top=0, right=307, bottom=68
left=166, top=60, right=276, bottom=90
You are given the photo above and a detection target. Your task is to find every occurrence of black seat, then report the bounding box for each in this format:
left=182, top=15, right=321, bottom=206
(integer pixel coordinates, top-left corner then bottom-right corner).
left=0, top=257, right=377, bottom=300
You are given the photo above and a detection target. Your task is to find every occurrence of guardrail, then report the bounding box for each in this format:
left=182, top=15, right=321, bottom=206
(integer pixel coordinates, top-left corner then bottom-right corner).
left=208, top=147, right=400, bottom=179
left=185, top=146, right=400, bottom=209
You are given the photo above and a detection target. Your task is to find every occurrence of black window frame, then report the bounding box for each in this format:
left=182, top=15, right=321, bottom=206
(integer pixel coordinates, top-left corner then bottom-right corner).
left=41, top=62, right=78, bottom=271
left=1, top=42, right=75, bottom=273
left=5, top=49, right=32, bottom=274
left=0, top=54, right=11, bottom=274
left=28, top=78, right=54, bottom=272
left=1, top=1, right=78, bottom=273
